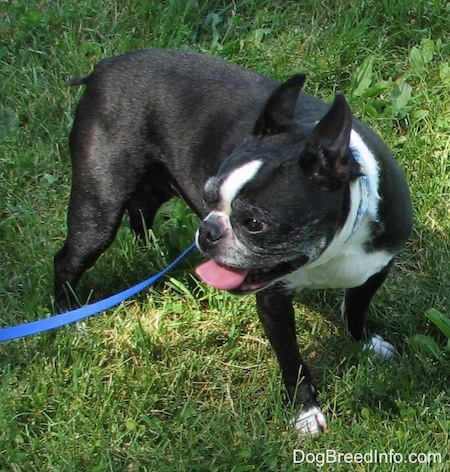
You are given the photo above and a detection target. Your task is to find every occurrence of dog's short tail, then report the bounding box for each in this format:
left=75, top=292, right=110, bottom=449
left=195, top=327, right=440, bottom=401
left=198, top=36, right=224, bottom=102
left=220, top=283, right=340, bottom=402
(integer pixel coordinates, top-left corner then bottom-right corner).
left=65, top=75, right=89, bottom=87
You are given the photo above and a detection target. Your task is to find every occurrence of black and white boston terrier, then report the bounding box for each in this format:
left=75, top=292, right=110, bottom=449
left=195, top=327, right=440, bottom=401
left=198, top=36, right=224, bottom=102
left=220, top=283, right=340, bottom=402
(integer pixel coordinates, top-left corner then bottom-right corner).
left=54, top=48, right=413, bottom=435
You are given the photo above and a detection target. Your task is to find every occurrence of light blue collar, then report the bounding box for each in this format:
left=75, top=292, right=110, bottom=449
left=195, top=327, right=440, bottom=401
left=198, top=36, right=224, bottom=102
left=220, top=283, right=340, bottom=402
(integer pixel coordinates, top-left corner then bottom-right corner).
left=345, top=145, right=371, bottom=242
left=348, top=173, right=370, bottom=239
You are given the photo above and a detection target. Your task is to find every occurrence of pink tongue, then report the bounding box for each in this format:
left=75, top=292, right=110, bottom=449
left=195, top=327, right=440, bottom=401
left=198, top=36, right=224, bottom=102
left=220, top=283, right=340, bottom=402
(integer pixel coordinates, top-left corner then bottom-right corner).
left=195, top=260, right=249, bottom=290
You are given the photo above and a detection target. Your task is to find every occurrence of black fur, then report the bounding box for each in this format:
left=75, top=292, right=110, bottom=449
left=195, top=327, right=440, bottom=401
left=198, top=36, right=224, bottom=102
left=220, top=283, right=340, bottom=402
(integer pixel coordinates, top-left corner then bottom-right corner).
left=55, top=49, right=413, bottom=433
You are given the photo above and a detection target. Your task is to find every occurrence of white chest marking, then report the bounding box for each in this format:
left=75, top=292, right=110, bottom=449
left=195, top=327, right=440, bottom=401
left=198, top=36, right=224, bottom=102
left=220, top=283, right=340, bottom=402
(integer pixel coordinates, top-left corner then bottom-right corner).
left=284, top=250, right=393, bottom=290
left=284, top=130, right=393, bottom=291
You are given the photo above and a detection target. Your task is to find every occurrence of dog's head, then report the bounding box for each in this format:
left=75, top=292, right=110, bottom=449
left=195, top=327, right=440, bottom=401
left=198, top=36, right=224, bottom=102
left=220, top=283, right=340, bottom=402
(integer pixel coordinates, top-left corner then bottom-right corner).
left=196, top=74, right=362, bottom=293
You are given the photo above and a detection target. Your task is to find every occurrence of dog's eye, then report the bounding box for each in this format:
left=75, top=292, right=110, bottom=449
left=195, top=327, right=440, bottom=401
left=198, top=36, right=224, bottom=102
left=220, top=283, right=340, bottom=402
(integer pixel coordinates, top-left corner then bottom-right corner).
left=244, top=218, right=266, bottom=233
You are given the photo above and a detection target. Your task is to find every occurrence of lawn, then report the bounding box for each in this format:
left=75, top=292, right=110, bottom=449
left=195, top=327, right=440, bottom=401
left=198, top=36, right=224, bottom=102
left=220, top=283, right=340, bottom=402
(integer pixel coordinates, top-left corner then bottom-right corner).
left=0, top=1, right=449, bottom=470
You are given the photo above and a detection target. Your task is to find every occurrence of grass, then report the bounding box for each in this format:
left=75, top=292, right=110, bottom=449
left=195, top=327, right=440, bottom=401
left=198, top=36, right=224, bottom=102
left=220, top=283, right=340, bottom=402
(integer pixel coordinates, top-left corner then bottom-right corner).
left=0, top=0, right=449, bottom=470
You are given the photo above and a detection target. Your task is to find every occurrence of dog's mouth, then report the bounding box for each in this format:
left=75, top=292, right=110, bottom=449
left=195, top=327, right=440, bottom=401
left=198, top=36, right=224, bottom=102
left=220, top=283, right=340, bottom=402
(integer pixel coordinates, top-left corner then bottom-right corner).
left=195, top=256, right=309, bottom=294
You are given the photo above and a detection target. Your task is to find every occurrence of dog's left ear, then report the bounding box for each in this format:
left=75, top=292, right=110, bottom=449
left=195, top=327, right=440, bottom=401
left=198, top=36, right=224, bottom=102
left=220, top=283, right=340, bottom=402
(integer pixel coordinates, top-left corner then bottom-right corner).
left=253, top=73, right=306, bottom=136
left=303, top=92, right=359, bottom=185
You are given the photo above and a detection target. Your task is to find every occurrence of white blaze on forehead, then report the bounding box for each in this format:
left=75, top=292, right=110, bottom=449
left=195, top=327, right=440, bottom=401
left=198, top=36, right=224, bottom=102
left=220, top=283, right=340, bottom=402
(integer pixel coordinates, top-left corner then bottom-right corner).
left=220, top=160, right=263, bottom=213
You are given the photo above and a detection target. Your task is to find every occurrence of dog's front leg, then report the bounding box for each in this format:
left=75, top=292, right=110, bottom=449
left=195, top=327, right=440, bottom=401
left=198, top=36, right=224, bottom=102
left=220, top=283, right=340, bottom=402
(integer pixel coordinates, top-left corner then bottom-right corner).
left=343, top=261, right=397, bottom=360
left=256, top=289, right=327, bottom=435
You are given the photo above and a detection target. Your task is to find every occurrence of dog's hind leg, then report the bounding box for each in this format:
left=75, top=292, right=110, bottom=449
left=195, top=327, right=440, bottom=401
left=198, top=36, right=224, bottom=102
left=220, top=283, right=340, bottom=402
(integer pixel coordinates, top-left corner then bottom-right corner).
left=127, top=166, right=173, bottom=241
left=54, top=180, right=128, bottom=310
left=54, top=137, right=152, bottom=309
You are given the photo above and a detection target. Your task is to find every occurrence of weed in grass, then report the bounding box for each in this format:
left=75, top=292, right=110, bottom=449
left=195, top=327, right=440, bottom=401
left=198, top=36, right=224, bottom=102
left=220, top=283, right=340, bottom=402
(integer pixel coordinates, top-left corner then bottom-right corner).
left=0, top=1, right=449, bottom=471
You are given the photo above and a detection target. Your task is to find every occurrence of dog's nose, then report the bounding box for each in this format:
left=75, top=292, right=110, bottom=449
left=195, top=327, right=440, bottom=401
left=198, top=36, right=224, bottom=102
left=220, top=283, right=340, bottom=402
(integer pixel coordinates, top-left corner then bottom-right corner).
left=198, top=219, right=225, bottom=247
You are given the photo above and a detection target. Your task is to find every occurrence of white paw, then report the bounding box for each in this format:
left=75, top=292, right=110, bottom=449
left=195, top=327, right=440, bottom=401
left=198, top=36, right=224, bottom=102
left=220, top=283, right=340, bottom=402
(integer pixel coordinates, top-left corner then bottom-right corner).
left=293, top=406, right=328, bottom=436
left=74, top=321, right=87, bottom=333
left=364, top=334, right=396, bottom=361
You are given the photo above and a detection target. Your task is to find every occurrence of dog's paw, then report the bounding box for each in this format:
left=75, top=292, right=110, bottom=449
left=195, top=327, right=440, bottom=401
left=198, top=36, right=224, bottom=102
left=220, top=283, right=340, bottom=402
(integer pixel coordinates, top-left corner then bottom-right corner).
left=292, top=406, right=328, bottom=436
left=364, top=334, right=396, bottom=361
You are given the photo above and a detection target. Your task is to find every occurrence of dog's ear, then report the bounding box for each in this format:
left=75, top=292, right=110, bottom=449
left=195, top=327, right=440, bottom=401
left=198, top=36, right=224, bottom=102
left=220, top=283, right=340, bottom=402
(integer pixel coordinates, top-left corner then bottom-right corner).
left=253, top=73, right=306, bottom=136
left=302, top=92, right=359, bottom=185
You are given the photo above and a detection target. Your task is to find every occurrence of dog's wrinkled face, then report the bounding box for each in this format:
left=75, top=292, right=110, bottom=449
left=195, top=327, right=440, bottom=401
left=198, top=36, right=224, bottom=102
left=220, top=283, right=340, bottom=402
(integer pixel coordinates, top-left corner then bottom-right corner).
left=196, top=74, right=362, bottom=293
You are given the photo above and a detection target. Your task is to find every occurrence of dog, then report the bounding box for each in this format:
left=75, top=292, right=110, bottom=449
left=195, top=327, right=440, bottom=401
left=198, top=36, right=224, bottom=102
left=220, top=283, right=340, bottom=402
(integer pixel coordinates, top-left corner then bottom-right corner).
left=54, top=48, right=413, bottom=435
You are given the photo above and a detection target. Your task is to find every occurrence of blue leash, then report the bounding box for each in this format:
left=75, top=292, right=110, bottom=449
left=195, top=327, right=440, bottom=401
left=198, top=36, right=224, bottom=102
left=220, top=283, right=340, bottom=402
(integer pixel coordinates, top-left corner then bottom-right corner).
left=0, top=243, right=196, bottom=343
